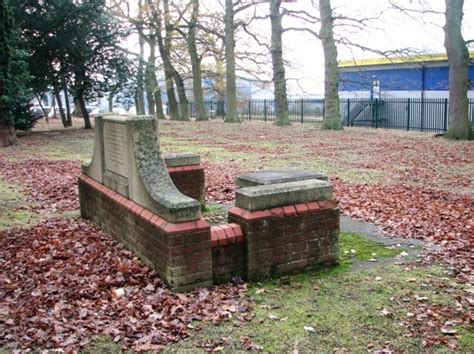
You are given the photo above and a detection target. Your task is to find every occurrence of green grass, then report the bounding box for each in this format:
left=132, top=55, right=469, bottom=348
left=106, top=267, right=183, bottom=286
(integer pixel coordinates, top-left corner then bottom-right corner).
left=165, top=263, right=468, bottom=353
left=0, top=182, right=40, bottom=230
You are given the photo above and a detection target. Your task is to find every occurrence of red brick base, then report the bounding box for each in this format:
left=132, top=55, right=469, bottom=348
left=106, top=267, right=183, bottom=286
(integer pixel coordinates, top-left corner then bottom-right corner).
left=79, top=174, right=340, bottom=290
left=228, top=201, right=339, bottom=281
left=168, top=165, right=205, bottom=207
left=210, top=224, right=245, bottom=283
left=78, top=175, right=212, bottom=291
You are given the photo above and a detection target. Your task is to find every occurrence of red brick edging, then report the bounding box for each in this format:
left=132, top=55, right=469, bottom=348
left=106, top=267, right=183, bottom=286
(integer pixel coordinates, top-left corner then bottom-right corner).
left=78, top=174, right=209, bottom=233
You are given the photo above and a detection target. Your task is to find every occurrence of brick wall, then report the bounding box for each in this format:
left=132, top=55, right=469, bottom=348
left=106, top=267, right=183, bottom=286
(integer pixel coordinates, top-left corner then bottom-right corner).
left=78, top=175, right=212, bottom=292
left=228, top=201, right=339, bottom=281
left=210, top=224, right=245, bottom=283
left=168, top=165, right=205, bottom=207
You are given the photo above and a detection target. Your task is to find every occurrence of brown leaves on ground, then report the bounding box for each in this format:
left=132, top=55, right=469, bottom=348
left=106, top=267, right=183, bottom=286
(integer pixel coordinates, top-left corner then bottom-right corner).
left=0, top=218, right=250, bottom=351
left=0, top=159, right=80, bottom=213
left=333, top=179, right=474, bottom=285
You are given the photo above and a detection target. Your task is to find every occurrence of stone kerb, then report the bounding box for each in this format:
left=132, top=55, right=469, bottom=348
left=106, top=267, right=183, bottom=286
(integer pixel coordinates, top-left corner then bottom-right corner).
left=236, top=169, right=328, bottom=188
left=229, top=173, right=339, bottom=281
left=82, top=115, right=200, bottom=223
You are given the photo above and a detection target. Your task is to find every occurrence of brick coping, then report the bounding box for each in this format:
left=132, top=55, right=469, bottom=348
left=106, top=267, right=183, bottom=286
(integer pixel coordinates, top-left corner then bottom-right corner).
left=228, top=200, right=338, bottom=221
left=167, top=165, right=203, bottom=173
left=210, top=224, right=244, bottom=248
left=79, top=174, right=210, bottom=234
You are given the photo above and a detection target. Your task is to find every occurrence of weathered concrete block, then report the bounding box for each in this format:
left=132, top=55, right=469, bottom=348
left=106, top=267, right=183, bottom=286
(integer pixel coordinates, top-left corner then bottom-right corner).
left=236, top=170, right=328, bottom=188
left=235, top=179, right=333, bottom=211
left=163, top=152, right=200, bottom=167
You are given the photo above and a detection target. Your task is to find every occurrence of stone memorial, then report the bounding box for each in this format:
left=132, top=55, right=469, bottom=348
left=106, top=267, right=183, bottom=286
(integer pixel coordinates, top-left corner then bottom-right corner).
left=79, top=115, right=340, bottom=291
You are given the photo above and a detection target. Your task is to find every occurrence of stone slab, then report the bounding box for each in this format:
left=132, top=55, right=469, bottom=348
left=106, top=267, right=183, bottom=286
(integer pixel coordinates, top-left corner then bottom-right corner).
left=236, top=170, right=328, bottom=188
left=163, top=153, right=200, bottom=167
left=82, top=115, right=201, bottom=223
left=235, top=179, right=333, bottom=211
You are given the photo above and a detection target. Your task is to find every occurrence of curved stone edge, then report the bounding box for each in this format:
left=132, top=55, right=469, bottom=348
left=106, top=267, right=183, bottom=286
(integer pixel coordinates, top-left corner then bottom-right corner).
left=81, top=116, right=104, bottom=182
left=130, top=118, right=201, bottom=223
left=235, top=179, right=333, bottom=211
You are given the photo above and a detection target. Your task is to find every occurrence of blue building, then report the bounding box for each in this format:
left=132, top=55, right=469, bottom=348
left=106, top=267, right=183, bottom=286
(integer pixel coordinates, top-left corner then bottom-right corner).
left=338, top=52, right=474, bottom=99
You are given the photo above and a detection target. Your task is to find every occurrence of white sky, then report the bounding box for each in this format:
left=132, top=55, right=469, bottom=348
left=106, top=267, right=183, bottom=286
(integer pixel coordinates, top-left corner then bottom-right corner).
left=278, top=0, right=474, bottom=96
left=126, top=0, right=474, bottom=98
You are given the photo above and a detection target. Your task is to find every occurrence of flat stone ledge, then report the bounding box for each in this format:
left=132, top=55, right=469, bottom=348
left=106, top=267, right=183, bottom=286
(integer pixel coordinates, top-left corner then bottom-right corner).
left=236, top=170, right=328, bottom=188
left=163, top=153, right=200, bottom=167
left=235, top=179, right=333, bottom=211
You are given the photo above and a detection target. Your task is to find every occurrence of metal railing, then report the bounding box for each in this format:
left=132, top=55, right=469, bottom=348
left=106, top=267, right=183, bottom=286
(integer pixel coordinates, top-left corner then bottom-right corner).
left=187, top=98, right=474, bottom=133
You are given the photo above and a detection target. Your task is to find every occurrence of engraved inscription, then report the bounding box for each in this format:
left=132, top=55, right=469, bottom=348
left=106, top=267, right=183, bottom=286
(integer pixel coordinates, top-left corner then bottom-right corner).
left=104, top=122, right=129, bottom=178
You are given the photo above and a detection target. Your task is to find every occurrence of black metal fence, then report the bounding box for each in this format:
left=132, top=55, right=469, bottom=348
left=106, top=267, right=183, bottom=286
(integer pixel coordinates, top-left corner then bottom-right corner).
left=188, top=98, right=474, bottom=133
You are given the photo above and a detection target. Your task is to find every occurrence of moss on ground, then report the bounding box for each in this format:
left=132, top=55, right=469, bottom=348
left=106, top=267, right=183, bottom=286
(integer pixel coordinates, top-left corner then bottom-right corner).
left=0, top=182, right=40, bottom=230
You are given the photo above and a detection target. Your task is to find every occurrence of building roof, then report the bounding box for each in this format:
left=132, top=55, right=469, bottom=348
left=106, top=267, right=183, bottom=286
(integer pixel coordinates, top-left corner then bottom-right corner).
left=338, top=51, right=474, bottom=68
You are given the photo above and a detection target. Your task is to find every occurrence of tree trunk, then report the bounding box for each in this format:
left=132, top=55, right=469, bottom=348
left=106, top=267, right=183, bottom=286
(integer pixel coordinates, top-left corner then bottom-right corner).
left=108, top=92, right=114, bottom=113
left=136, top=0, right=146, bottom=115
left=53, top=84, right=68, bottom=127
left=73, top=97, right=82, bottom=117
left=189, top=0, right=207, bottom=121
left=0, top=122, right=16, bottom=147
left=270, top=0, right=290, bottom=126
left=62, top=76, right=72, bottom=126
left=77, top=91, right=91, bottom=129
left=145, top=58, right=156, bottom=116
left=34, top=93, right=49, bottom=123
left=444, top=0, right=472, bottom=140
left=51, top=94, right=57, bottom=118
left=319, top=0, right=342, bottom=130
left=145, top=36, right=165, bottom=119
left=224, top=0, right=238, bottom=123
left=172, top=70, right=189, bottom=120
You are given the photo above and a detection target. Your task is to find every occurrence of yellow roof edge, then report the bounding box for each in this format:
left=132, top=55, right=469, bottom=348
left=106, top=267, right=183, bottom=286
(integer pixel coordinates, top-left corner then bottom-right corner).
left=338, top=51, right=474, bottom=68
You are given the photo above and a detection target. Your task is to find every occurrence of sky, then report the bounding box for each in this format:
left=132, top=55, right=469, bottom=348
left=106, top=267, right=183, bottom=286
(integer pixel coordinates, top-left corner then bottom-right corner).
left=125, top=0, right=474, bottom=98
left=237, top=0, right=474, bottom=97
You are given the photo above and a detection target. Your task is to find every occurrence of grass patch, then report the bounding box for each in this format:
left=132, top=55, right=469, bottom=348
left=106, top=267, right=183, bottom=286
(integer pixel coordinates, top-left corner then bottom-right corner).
left=0, top=182, right=40, bottom=230
left=202, top=203, right=228, bottom=226
left=167, top=263, right=469, bottom=353
left=340, top=231, right=402, bottom=262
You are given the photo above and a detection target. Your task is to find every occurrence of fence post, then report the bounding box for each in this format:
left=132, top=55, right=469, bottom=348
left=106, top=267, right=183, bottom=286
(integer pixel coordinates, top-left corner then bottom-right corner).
left=407, top=98, right=411, bottom=131
left=420, top=99, right=425, bottom=132
left=300, top=99, right=304, bottom=124
left=346, top=99, right=350, bottom=126
left=264, top=99, right=267, bottom=122
left=374, top=99, right=379, bottom=128
left=248, top=101, right=251, bottom=121
left=443, top=98, right=448, bottom=132
left=322, top=99, right=325, bottom=118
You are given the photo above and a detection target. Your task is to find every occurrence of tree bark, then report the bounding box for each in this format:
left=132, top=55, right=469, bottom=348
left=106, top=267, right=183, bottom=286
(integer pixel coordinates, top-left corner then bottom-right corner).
left=444, top=0, right=472, bottom=140
left=189, top=0, right=207, bottom=121
left=145, top=36, right=165, bottom=119
left=34, top=93, right=49, bottom=123
left=224, top=0, right=239, bottom=122
left=148, top=0, right=180, bottom=120
left=61, top=75, right=72, bottom=126
left=108, top=92, right=114, bottom=113
left=270, top=0, right=290, bottom=126
left=145, top=58, right=156, bottom=116
left=319, top=0, right=342, bottom=130
left=136, top=0, right=146, bottom=115
left=0, top=122, right=16, bottom=147
left=53, top=83, right=68, bottom=127
left=173, top=69, right=189, bottom=120
left=77, top=90, right=91, bottom=129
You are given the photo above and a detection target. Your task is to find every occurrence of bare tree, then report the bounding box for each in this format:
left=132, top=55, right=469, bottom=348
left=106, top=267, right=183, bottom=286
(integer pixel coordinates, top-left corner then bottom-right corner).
left=444, top=0, right=472, bottom=140
left=269, top=0, right=290, bottom=125
left=319, top=0, right=342, bottom=130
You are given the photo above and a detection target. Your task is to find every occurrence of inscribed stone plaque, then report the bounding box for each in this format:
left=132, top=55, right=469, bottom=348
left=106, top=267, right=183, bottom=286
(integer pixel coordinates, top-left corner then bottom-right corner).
left=104, top=122, right=129, bottom=178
